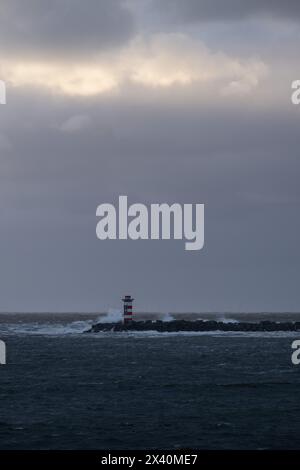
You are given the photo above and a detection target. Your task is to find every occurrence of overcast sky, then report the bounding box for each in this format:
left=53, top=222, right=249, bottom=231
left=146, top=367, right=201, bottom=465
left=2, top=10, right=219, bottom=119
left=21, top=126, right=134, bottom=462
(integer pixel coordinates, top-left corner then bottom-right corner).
left=0, top=0, right=300, bottom=313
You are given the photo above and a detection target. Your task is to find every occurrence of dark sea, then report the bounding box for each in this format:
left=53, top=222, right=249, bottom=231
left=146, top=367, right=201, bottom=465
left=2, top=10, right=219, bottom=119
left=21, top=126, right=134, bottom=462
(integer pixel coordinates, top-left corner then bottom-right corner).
left=1, top=312, right=300, bottom=450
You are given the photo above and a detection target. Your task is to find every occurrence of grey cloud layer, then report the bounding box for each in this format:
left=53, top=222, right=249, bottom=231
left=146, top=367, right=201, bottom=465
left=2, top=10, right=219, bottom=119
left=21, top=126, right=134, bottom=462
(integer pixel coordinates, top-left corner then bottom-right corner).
left=0, top=87, right=299, bottom=311
left=0, top=2, right=299, bottom=311
left=154, top=0, right=300, bottom=23
left=0, top=0, right=135, bottom=57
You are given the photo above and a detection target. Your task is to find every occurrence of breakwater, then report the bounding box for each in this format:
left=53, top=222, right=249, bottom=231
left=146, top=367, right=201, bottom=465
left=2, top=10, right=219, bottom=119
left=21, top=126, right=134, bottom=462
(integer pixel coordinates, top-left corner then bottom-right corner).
left=86, top=319, right=300, bottom=333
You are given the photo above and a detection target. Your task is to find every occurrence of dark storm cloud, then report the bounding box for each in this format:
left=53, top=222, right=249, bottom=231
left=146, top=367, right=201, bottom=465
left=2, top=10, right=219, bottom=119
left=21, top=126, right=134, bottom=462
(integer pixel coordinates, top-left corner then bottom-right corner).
left=154, top=0, right=300, bottom=23
left=0, top=0, right=135, bottom=58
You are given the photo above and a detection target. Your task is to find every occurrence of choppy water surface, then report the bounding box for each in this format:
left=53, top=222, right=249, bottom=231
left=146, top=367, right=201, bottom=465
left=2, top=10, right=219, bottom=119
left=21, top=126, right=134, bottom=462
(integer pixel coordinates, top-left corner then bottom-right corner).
left=0, top=313, right=300, bottom=449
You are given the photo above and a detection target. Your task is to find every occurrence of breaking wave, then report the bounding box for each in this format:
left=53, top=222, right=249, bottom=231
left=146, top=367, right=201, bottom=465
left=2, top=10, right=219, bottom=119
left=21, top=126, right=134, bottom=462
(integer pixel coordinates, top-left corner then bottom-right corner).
left=97, top=309, right=123, bottom=323
left=216, top=314, right=239, bottom=324
left=161, top=313, right=175, bottom=322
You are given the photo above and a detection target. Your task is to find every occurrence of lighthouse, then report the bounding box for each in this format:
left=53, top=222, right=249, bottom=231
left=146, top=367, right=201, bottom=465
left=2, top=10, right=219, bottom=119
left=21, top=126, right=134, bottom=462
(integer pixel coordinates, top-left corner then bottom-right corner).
left=122, top=295, right=134, bottom=324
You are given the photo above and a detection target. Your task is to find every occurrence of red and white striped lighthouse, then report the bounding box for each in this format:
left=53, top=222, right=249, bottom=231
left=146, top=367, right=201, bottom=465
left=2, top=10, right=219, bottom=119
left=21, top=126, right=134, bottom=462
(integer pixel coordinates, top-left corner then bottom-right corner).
left=122, top=295, right=134, bottom=324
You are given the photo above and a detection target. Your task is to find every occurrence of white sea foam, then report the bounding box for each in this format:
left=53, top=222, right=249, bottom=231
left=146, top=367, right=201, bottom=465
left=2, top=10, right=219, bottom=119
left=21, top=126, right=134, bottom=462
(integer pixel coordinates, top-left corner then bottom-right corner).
left=217, top=314, right=239, bottom=324
left=0, top=320, right=94, bottom=336
left=96, top=309, right=122, bottom=323
left=0, top=309, right=123, bottom=336
left=161, top=313, right=174, bottom=322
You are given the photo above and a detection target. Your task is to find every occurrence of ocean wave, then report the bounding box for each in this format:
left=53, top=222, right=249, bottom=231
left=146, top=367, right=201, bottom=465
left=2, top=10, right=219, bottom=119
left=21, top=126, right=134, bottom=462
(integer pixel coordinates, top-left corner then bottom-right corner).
left=0, top=320, right=94, bottom=336
left=96, top=309, right=122, bottom=323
